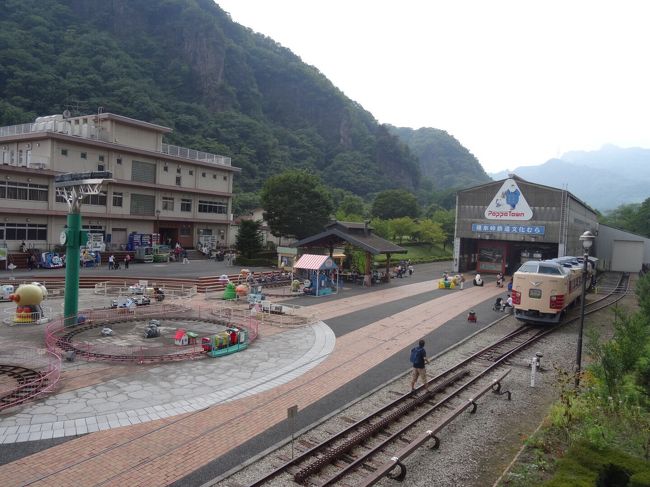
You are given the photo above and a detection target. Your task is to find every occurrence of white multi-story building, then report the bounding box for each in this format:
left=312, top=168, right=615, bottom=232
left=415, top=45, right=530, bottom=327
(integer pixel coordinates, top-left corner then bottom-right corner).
left=0, top=112, right=240, bottom=251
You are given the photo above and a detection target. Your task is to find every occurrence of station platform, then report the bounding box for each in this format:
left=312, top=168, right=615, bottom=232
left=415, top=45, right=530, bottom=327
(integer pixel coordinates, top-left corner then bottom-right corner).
left=0, top=264, right=505, bottom=486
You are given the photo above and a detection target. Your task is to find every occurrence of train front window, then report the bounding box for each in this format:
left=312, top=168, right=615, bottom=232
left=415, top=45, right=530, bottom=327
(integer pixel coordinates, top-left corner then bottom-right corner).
left=518, top=263, right=538, bottom=273
left=538, top=265, right=562, bottom=275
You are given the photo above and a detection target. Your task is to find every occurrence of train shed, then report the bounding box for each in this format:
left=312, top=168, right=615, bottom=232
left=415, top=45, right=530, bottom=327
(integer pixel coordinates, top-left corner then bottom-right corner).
left=453, top=175, right=599, bottom=275
left=595, top=224, right=650, bottom=273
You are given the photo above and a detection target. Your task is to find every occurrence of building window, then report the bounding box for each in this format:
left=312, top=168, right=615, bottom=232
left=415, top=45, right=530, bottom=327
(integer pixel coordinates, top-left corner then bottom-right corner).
left=162, top=196, right=174, bottom=211
left=116, top=158, right=122, bottom=165
left=198, top=200, right=228, bottom=214
left=112, top=192, right=123, bottom=207
left=181, top=198, right=192, bottom=212
left=163, top=166, right=168, bottom=172
left=98, top=164, right=105, bottom=171
left=202, top=172, right=206, bottom=177
left=130, top=193, right=155, bottom=216
left=61, top=149, right=68, bottom=156
left=81, top=152, right=87, bottom=159
left=82, top=191, right=107, bottom=206
left=189, top=170, right=193, bottom=176
left=99, top=155, right=105, bottom=162
left=175, top=176, right=181, bottom=186
left=176, top=167, right=181, bottom=174
left=0, top=181, right=48, bottom=202
left=3, top=223, right=47, bottom=241
left=131, top=160, right=156, bottom=183
left=213, top=174, right=217, bottom=179
left=223, top=175, right=228, bottom=181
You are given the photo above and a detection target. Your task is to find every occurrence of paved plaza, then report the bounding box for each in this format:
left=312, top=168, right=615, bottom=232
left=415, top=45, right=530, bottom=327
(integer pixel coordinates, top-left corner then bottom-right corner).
left=0, top=262, right=508, bottom=486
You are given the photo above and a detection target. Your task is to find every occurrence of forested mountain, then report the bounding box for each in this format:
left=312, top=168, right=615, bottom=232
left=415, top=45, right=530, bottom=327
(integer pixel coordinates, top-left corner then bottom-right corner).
left=0, top=0, right=485, bottom=199
left=388, top=126, right=491, bottom=190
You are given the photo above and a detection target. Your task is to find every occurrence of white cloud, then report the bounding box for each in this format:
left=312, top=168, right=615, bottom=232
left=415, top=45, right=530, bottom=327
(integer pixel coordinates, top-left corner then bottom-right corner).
left=216, top=0, right=650, bottom=173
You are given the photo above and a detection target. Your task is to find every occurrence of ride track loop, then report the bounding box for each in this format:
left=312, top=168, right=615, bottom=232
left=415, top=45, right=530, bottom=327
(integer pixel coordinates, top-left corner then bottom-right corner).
left=245, top=273, right=629, bottom=486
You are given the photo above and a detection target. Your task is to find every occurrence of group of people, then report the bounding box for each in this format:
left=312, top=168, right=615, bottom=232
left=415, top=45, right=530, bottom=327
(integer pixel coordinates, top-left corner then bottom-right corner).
left=108, top=253, right=130, bottom=270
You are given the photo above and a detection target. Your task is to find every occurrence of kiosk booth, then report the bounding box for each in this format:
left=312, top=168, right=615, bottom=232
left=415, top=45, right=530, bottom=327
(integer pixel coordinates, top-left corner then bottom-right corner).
left=294, top=254, right=339, bottom=296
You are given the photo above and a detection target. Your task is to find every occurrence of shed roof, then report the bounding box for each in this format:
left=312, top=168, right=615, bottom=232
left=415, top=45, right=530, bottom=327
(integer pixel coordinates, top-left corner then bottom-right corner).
left=295, top=221, right=407, bottom=255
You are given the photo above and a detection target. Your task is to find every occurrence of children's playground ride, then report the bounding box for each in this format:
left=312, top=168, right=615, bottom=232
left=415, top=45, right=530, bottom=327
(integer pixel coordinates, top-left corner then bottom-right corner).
left=110, top=295, right=150, bottom=308
left=438, top=274, right=463, bottom=289
left=47, top=312, right=256, bottom=364
left=41, top=252, right=64, bottom=269
left=152, top=245, right=171, bottom=263
left=1, top=284, right=14, bottom=302
left=7, top=282, right=50, bottom=324
left=135, top=246, right=154, bottom=263
left=204, top=327, right=249, bottom=358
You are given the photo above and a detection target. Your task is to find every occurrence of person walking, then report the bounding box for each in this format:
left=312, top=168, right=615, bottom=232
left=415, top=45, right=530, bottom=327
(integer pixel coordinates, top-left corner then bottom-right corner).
left=460, top=274, right=466, bottom=290
left=108, top=254, right=115, bottom=270
left=124, top=253, right=130, bottom=269
left=409, top=339, right=430, bottom=391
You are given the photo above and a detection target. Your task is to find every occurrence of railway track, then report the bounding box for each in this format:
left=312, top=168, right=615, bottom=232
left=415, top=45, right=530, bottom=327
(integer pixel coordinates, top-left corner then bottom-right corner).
left=0, top=364, right=49, bottom=411
left=243, top=273, right=629, bottom=486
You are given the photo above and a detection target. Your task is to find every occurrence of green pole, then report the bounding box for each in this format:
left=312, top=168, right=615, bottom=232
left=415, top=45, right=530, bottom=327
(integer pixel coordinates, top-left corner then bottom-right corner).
left=63, top=212, right=81, bottom=327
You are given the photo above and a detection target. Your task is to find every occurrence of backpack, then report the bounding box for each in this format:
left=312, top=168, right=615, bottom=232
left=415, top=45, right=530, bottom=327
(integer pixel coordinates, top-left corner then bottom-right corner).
left=410, top=347, right=423, bottom=364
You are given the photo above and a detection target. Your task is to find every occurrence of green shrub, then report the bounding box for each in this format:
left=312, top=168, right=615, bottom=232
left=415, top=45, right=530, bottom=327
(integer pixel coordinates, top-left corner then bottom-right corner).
left=542, top=442, right=650, bottom=487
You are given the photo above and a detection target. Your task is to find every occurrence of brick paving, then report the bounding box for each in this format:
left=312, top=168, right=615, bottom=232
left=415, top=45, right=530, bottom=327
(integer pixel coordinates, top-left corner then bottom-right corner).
left=0, top=277, right=501, bottom=486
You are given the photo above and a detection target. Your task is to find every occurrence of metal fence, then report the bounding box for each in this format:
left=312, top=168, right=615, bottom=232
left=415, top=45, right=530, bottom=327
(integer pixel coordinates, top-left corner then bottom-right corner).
left=0, top=346, right=61, bottom=411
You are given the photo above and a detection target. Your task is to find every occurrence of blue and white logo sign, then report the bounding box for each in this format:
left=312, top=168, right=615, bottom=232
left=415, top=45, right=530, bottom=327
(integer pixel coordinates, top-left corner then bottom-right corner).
left=484, top=178, right=533, bottom=220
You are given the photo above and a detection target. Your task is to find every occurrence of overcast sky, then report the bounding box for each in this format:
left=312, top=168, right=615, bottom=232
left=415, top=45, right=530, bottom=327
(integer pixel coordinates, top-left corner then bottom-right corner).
left=216, top=1, right=650, bottom=174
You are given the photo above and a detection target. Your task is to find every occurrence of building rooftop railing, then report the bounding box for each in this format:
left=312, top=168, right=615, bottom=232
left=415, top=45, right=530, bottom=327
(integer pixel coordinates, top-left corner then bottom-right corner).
left=0, top=121, right=231, bottom=167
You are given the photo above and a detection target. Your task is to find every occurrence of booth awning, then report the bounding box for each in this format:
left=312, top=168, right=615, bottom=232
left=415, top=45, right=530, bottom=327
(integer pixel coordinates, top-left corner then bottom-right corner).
left=294, top=254, right=337, bottom=270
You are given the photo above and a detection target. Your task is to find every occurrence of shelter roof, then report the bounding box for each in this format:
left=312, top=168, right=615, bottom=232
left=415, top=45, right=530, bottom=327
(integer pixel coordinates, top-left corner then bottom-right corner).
left=294, top=221, right=407, bottom=255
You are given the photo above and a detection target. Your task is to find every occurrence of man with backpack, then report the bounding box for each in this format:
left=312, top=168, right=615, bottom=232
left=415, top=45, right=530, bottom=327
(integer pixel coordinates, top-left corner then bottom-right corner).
left=410, top=339, right=430, bottom=391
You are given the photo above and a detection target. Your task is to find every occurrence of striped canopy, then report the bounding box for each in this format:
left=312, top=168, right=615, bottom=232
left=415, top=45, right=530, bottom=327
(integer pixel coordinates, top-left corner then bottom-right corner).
left=294, top=254, right=337, bottom=270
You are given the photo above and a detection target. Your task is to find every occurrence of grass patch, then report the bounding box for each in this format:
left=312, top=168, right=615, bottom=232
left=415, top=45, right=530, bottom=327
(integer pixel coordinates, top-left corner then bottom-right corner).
left=373, top=243, right=452, bottom=264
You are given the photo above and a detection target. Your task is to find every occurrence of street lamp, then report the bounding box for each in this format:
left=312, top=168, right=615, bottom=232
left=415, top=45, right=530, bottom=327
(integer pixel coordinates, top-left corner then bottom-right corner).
left=575, top=230, right=595, bottom=388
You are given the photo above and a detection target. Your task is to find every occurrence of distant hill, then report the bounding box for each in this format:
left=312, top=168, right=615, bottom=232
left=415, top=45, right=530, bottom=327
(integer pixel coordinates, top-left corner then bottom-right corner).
left=387, top=126, right=491, bottom=190
left=489, top=146, right=650, bottom=211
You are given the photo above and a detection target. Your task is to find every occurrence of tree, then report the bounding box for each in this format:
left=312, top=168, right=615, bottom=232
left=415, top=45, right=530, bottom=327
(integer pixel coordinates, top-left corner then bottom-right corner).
left=338, top=194, right=366, bottom=218
left=430, top=209, right=455, bottom=249
left=371, top=189, right=419, bottom=220
left=235, top=219, right=264, bottom=259
left=417, top=219, right=446, bottom=249
left=370, top=218, right=391, bottom=239
left=232, top=191, right=261, bottom=217
left=388, top=217, right=416, bottom=243
left=261, top=169, right=334, bottom=240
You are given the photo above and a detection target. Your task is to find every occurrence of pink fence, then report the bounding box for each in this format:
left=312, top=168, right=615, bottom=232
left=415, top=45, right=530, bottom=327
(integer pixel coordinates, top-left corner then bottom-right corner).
left=45, top=304, right=259, bottom=364
left=0, top=346, right=61, bottom=411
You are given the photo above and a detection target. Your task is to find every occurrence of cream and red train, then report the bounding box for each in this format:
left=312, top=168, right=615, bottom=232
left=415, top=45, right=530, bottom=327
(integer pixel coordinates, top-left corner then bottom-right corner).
left=511, top=256, right=597, bottom=324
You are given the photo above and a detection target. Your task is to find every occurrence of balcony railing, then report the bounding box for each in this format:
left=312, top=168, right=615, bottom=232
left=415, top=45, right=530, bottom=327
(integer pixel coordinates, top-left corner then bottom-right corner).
left=161, top=144, right=231, bottom=166
left=0, top=122, right=232, bottom=168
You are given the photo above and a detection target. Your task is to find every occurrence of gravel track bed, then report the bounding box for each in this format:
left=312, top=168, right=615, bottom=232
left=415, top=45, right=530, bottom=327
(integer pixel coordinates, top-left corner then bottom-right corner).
left=215, top=306, right=616, bottom=487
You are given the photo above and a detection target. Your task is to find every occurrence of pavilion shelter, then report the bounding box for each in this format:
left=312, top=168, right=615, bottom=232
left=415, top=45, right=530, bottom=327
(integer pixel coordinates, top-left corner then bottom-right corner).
left=294, top=221, right=407, bottom=286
